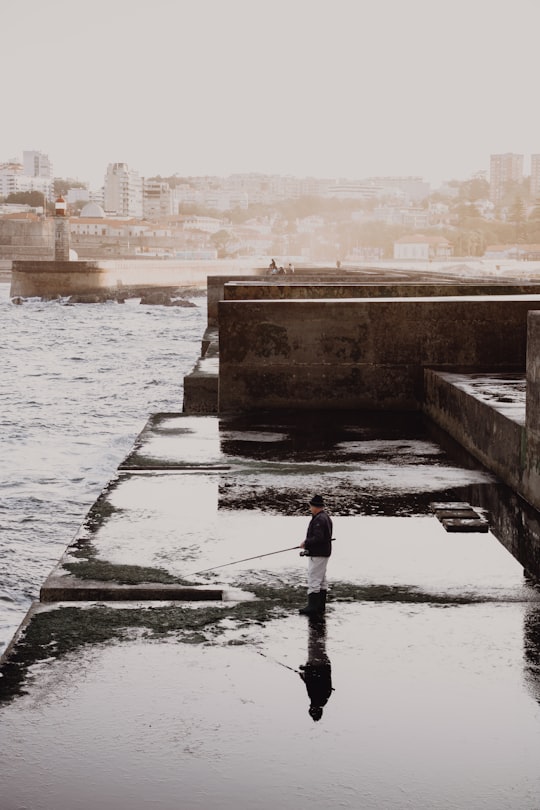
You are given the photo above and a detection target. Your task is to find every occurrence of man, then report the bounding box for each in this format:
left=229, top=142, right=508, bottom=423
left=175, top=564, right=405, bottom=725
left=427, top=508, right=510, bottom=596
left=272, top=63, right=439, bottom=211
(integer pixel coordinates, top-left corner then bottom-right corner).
left=299, top=614, right=333, bottom=721
left=299, top=495, right=333, bottom=616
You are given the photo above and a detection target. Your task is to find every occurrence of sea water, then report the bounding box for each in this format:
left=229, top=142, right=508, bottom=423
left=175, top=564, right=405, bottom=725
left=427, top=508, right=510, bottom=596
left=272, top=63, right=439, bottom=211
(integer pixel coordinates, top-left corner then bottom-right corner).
left=0, top=283, right=205, bottom=653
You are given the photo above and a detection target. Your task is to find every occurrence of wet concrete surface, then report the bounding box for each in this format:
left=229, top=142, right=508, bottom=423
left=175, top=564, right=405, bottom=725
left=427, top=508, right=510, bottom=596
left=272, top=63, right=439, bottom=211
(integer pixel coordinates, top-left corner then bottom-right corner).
left=2, top=602, right=540, bottom=809
left=43, top=411, right=506, bottom=599
left=4, top=411, right=540, bottom=808
left=435, top=372, right=526, bottom=425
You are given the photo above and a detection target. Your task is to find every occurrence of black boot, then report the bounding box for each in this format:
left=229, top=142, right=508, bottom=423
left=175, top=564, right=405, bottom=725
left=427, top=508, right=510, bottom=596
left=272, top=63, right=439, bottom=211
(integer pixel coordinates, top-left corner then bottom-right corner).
left=299, top=592, right=320, bottom=616
left=319, top=590, right=327, bottom=613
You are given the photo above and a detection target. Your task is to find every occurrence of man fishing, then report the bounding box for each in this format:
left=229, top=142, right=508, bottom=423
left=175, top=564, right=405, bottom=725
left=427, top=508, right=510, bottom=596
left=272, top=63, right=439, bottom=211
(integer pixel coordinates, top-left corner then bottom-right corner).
left=299, top=494, right=333, bottom=616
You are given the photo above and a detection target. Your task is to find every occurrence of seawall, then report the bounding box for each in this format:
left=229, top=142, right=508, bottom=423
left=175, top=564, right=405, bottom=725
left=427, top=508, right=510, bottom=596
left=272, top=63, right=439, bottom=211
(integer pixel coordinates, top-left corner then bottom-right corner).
left=218, top=295, right=540, bottom=411
left=10, top=258, right=267, bottom=298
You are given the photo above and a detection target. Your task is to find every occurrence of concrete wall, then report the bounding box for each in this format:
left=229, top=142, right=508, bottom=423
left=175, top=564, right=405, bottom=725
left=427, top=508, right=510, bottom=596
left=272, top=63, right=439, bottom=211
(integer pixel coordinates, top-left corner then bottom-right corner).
left=524, top=311, right=540, bottom=508
left=423, top=370, right=525, bottom=494
left=10, top=259, right=267, bottom=298
left=424, top=312, right=540, bottom=515
left=208, top=267, right=370, bottom=326
left=0, top=219, right=54, bottom=260
left=218, top=296, right=540, bottom=411
left=471, top=481, right=540, bottom=580
left=224, top=281, right=540, bottom=306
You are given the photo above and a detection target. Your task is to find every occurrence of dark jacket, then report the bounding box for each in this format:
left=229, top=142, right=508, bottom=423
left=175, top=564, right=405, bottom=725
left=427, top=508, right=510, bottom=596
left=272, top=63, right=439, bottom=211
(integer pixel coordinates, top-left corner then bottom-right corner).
left=300, top=662, right=333, bottom=708
left=304, top=510, right=333, bottom=557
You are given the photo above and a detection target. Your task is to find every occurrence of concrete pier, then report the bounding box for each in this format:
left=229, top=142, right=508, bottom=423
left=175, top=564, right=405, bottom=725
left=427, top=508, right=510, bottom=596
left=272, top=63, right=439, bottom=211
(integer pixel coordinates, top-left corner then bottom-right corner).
left=218, top=295, right=540, bottom=411
left=6, top=268, right=540, bottom=808
left=3, top=411, right=540, bottom=809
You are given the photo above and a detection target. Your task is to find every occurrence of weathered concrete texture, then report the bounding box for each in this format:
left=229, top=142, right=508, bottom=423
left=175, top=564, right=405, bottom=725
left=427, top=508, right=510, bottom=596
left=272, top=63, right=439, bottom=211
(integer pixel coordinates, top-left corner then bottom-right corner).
left=10, top=258, right=264, bottom=299
left=184, top=327, right=220, bottom=413
left=219, top=296, right=540, bottom=411
left=471, top=482, right=540, bottom=583
left=424, top=370, right=526, bottom=495
left=183, top=356, right=219, bottom=414
left=206, top=267, right=491, bottom=326
left=40, top=578, right=222, bottom=602
left=0, top=218, right=54, bottom=260
left=524, top=311, right=540, bottom=509
left=224, top=280, right=540, bottom=306
left=10, top=260, right=110, bottom=297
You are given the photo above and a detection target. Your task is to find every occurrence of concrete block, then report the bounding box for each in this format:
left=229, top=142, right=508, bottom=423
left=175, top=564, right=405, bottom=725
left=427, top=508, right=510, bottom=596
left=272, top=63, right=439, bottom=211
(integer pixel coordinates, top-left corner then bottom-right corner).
left=219, top=297, right=540, bottom=411
left=440, top=518, right=489, bottom=533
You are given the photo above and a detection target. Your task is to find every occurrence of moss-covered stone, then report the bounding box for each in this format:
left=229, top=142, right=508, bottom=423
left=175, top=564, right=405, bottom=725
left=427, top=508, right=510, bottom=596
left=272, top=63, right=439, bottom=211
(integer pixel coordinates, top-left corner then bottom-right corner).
left=0, top=594, right=297, bottom=704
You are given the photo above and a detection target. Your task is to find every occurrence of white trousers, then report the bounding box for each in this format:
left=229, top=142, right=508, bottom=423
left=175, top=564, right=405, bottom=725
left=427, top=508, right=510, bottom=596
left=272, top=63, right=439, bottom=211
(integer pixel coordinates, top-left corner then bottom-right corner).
left=307, top=556, right=329, bottom=594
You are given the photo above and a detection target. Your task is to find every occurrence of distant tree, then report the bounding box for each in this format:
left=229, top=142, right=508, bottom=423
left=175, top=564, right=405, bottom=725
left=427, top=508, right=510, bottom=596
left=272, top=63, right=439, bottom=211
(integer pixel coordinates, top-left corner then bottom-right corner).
left=526, top=198, right=540, bottom=243
left=459, top=175, right=490, bottom=202
left=509, top=195, right=527, bottom=242
left=210, top=229, right=234, bottom=258
left=53, top=178, right=87, bottom=196
left=5, top=190, right=47, bottom=208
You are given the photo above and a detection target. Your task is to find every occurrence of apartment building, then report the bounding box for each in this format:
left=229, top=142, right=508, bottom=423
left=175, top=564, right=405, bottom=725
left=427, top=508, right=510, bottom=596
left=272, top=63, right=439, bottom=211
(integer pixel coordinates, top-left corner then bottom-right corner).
left=489, top=153, right=523, bottom=204
left=23, top=150, right=53, bottom=178
left=143, top=180, right=174, bottom=219
left=104, top=163, right=143, bottom=217
left=531, top=155, right=540, bottom=200
left=0, top=160, right=52, bottom=201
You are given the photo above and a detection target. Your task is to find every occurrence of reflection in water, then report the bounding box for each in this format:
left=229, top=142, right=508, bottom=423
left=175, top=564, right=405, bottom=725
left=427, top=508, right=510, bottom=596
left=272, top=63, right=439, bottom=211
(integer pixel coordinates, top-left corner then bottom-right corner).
left=524, top=604, right=540, bottom=705
left=468, top=481, right=540, bottom=708
left=299, top=616, right=333, bottom=722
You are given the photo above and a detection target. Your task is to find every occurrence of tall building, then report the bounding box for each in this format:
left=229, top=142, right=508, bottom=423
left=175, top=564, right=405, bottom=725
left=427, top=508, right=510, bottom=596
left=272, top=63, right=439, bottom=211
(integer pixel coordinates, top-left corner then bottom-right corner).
left=143, top=180, right=173, bottom=219
left=0, top=159, right=52, bottom=201
left=23, top=150, right=52, bottom=178
left=531, top=155, right=540, bottom=200
left=489, top=153, right=523, bottom=204
left=103, top=163, right=143, bottom=217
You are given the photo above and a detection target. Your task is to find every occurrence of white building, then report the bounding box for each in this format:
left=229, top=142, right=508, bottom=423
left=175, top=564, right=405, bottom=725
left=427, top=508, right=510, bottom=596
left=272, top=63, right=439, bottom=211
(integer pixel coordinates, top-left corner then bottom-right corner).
left=394, top=234, right=452, bottom=260
left=104, top=163, right=143, bottom=217
left=367, top=177, right=430, bottom=202
left=531, top=155, right=540, bottom=201
left=23, top=150, right=52, bottom=178
left=0, top=160, right=52, bottom=201
left=490, top=153, right=523, bottom=204
left=143, top=180, right=174, bottom=219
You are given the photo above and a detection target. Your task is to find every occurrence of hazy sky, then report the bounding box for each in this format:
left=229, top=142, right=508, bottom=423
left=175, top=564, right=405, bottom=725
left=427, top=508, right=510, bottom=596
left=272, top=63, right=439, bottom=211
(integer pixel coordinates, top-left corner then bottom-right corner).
left=3, top=0, right=539, bottom=188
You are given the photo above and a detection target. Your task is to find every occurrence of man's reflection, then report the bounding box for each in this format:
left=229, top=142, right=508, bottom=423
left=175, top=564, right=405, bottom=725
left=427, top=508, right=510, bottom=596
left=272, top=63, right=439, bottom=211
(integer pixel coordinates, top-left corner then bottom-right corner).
left=299, top=615, right=333, bottom=721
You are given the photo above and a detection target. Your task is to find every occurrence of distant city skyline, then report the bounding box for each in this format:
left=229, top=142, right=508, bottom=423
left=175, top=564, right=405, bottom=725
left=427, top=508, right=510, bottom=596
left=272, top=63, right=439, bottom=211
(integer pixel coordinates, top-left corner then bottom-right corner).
left=3, top=0, right=539, bottom=190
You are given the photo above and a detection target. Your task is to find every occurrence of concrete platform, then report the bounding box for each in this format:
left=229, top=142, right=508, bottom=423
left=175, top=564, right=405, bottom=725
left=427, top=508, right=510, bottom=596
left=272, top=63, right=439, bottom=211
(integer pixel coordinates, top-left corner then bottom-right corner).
left=39, top=411, right=536, bottom=604
left=4, top=411, right=540, bottom=807
left=2, top=599, right=540, bottom=809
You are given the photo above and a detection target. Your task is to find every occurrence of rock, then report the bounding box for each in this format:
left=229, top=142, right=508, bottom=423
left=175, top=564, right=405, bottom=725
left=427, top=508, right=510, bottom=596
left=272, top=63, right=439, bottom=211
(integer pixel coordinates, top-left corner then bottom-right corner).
left=69, top=294, right=105, bottom=304
left=169, top=299, right=196, bottom=308
left=11, top=296, right=24, bottom=305
left=140, top=291, right=170, bottom=306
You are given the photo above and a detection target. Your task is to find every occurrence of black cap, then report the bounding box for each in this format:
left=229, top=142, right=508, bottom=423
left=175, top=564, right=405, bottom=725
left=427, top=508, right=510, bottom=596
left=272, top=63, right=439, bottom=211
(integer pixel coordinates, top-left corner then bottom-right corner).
left=309, top=495, right=324, bottom=507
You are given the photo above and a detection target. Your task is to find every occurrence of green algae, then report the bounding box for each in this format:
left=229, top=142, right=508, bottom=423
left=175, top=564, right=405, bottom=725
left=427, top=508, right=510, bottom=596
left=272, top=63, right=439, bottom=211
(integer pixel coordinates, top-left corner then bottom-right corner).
left=63, top=559, right=193, bottom=586
left=64, top=534, right=193, bottom=586
left=82, top=477, right=123, bottom=534
left=0, top=593, right=298, bottom=705
left=0, top=579, right=507, bottom=705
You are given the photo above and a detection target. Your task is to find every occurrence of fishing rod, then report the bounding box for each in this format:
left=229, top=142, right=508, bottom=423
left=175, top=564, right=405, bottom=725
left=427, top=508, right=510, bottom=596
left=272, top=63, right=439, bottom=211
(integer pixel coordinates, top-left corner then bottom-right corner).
left=256, top=650, right=300, bottom=674
left=188, top=538, right=335, bottom=577
left=187, top=543, right=303, bottom=576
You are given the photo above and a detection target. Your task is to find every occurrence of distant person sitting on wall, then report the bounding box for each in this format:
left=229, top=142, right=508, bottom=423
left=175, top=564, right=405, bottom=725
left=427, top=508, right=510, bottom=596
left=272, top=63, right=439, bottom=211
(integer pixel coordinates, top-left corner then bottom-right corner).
left=269, top=258, right=277, bottom=273
left=278, top=265, right=287, bottom=275
left=288, top=263, right=295, bottom=274
left=336, top=260, right=342, bottom=270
